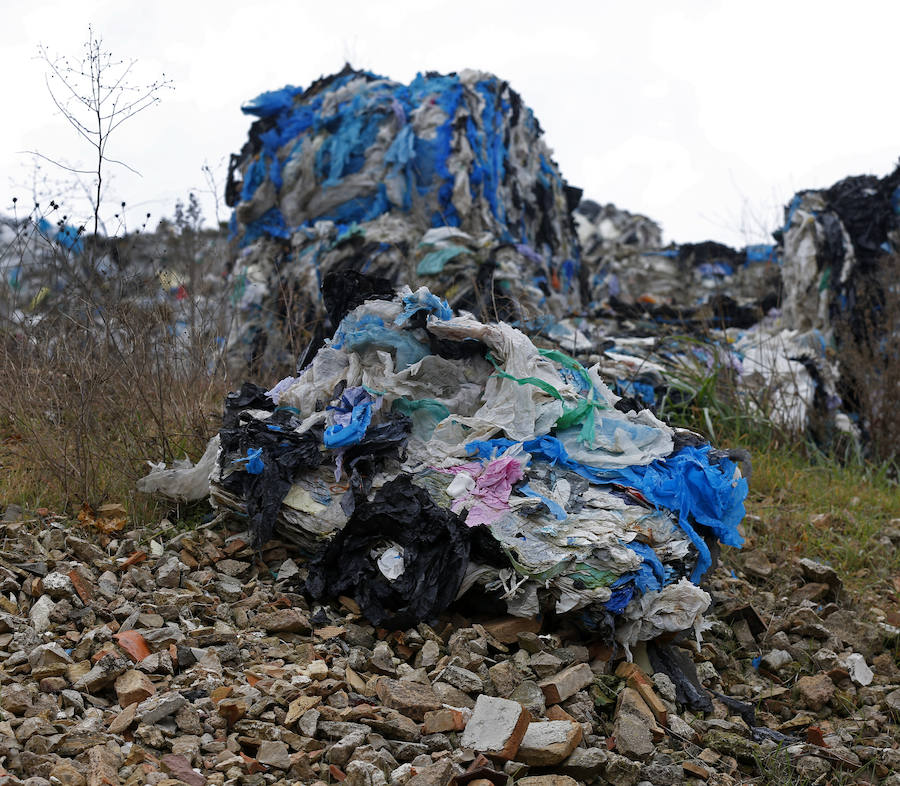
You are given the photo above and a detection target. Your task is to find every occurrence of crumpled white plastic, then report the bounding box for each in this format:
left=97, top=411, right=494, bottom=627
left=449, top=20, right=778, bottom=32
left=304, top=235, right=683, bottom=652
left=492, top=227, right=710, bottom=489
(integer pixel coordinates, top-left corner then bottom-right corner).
left=136, top=436, right=219, bottom=502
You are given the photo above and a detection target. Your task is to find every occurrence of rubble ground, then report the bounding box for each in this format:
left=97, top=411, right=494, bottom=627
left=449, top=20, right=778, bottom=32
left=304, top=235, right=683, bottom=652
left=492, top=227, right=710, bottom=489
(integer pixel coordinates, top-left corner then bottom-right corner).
left=0, top=486, right=896, bottom=786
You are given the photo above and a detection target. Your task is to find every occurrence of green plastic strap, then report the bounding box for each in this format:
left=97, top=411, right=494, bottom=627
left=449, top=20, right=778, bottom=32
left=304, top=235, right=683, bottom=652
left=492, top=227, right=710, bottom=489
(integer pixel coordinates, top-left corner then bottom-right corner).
left=485, top=353, right=564, bottom=401
left=391, top=398, right=451, bottom=421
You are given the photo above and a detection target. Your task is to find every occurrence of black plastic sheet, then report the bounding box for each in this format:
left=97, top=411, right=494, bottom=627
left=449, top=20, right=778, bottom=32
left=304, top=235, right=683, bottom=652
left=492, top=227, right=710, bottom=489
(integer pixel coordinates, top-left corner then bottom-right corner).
left=306, top=476, right=471, bottom=629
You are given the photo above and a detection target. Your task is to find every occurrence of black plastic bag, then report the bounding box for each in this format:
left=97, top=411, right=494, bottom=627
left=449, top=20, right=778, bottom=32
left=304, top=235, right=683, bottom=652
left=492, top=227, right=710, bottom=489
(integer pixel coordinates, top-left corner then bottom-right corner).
left=306, top=475, right=471, bottom=628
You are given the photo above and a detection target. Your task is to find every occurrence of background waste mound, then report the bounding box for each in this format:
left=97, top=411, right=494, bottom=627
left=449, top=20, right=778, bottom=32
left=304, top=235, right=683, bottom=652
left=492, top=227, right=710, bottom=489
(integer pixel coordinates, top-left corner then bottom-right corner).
left=224, top=66, right=583, bottom=372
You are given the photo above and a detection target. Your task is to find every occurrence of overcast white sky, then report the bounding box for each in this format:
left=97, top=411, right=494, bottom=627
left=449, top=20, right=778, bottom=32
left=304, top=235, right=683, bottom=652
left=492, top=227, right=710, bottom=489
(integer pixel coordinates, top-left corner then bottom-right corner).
left=2, top=0, right=899, bottom=247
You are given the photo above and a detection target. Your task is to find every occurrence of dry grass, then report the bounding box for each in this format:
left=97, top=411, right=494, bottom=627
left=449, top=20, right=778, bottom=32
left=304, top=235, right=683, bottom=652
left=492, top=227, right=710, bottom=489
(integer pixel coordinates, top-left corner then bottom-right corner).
left=0, top=206, right=231, bottom=524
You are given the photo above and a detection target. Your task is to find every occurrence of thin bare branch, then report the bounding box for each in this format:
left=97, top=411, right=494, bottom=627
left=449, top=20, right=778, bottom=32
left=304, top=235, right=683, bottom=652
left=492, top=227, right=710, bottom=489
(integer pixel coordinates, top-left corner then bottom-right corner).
left=17, top=150, right=95, bottom=175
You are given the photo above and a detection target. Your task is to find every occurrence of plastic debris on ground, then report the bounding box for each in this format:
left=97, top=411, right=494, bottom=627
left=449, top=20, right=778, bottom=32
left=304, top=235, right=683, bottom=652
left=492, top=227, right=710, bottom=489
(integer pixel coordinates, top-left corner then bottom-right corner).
left=209, top=275, right=748, bottom=655
left=223, top=65, right=583, bottom=372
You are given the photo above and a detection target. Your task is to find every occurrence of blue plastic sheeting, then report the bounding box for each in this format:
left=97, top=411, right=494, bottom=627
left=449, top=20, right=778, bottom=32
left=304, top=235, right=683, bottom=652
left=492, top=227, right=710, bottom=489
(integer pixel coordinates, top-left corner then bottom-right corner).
left=324, top=386, right=376, bottom=448
left=614, top=378, right=657, bottom=407
left=745, top=244, right=778, bottom=264
left=604, top=542, right=667, bottom=613
left=395, top=290, right=453, bottom=325
left=242, top=85, right=305, bottom=118
left=333, top=313, right=430, bottom=370
left=517, top=483, right=567, bottom=520
left=697, top=262, right=733, bottom=278
left=233, top=447, right=264, bottom=474
left=37, top=218, right=84, bottom=254
left=467, top=438, right=746, bottom=583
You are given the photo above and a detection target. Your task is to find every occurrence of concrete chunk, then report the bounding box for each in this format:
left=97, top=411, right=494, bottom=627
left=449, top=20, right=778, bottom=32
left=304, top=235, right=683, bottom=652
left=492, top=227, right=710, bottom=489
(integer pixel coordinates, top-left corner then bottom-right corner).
left=459, top=694, right=531, bottom=761
left=538, top=662, right=593, bottom=704
left=516, top=720, right=583, bottom=766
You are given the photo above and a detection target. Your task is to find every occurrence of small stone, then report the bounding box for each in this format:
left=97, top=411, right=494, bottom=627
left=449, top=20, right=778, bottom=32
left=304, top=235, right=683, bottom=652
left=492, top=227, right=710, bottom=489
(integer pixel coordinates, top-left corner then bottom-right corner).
left=422, top=708, right=466, bottom=734
left=795, top=755, right=831, bottom=778
left=87, top=744, right=122, bottom=786
left=256, top=740, right=291, bottom=769
left=436, top=665, right=482, bottom=694
left=538, top=663, right=593, bottom=704
left=488, top=660, right=522, bottom=697
left=530, top=651, right=563, bottom=678
left=375, top=678, right=440, bottom=721
left=29, top=595, right=55, bottom=633
left=135, top=690, right=188, bottom=724
left=344, top=759, right=388, bottom=786
left=559, top=747, right=609, bottom=780
left=115, top=669, right=156, bottom=707
left=682, top=760, right=710, bottom=780
left=157, top=556, right=186, bottom=588
left=41, top=571, right=77, bottom=600
left=703, top=730, right=760, bottom=764
left=432, top=681, right=476, bottom=709
left=884, top=688, right=900, bottom=715
left=741, top=551, right=773, bottom=579
left=509, top=680, right=546, bottom=716
left=216, top=559, right=250, bottom=577
left=369, top=641, right=396, bottom=675
left=517, top=778, right=578, bottom=786
left=161, top=753, right=206, bottom=786
left=789, top=582, right=830, bottom=604
left=651, top=673, right=676, bottom=703
left=797, top=558, right=842, bottom=591
left=1, top=683, right=33, bottom=715
left=793, top=674, right=835, bottom=712
left=825, top=610, right=882, bottom=659
left=108, top=702, right=138, bottom=734
left=415, top=640, right=440, bottom=669
left=72, top=653, right=128, bottom=693
left=760, top=650, right=793, bottom=671
left=404, top=758, right=454, bottom=786
left=841, top=653, right=873, bottom=686
left=614, top=714, right=654, bottom=761
left=459, top=694, right=531, bottom=760
left=516, top=720, right=583, bottom=766
left=48, top=761, right=86, bottom=786
left=603, top=752, right=642, bottom=786
left=329, top=731, right=367, bottom=766
left=253, top=608, right=310, bottom=633
left=307, top=659, right=328, bottom=680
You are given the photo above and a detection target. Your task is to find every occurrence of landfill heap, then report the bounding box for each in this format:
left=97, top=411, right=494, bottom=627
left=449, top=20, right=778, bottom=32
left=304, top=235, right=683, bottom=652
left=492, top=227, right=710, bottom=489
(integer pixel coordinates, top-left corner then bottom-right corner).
left=0, top=216, right=85, bottom=325
left=574, top=200, right=781, bottom=322
left=569, top=201, right=826, bottom=437
left=224, top=66, right=583, bottom=372
left=778, top=165, right=900, bottom=337
left=0, top=214, right=231, bottom=359
left=210, top=277, right=748, bottom=658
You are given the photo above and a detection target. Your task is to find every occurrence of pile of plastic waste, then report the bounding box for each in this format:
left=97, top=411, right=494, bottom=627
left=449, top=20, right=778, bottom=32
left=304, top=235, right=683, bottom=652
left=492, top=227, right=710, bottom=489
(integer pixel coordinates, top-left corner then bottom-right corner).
left=224, top=66, right=583, bottom=372
left=575, top=201, right=781, bottom=321
left=209, top=274, right=748, bottom=653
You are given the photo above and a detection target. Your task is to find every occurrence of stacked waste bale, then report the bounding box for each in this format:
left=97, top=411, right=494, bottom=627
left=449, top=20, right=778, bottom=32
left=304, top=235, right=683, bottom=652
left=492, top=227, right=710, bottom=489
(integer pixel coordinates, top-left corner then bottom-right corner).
left=210, top=278, right=748, bottom=653
left=224, top=66, right=584, bottom=372
left=574, top=200, right=780, bottom=316
left=771, top=165, right=900, bottom=450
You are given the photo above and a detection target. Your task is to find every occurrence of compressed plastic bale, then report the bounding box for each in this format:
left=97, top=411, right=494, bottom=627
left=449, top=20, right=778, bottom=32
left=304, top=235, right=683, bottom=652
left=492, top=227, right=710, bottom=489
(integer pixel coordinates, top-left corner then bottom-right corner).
left=223, top=66, right=584, bottom=372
